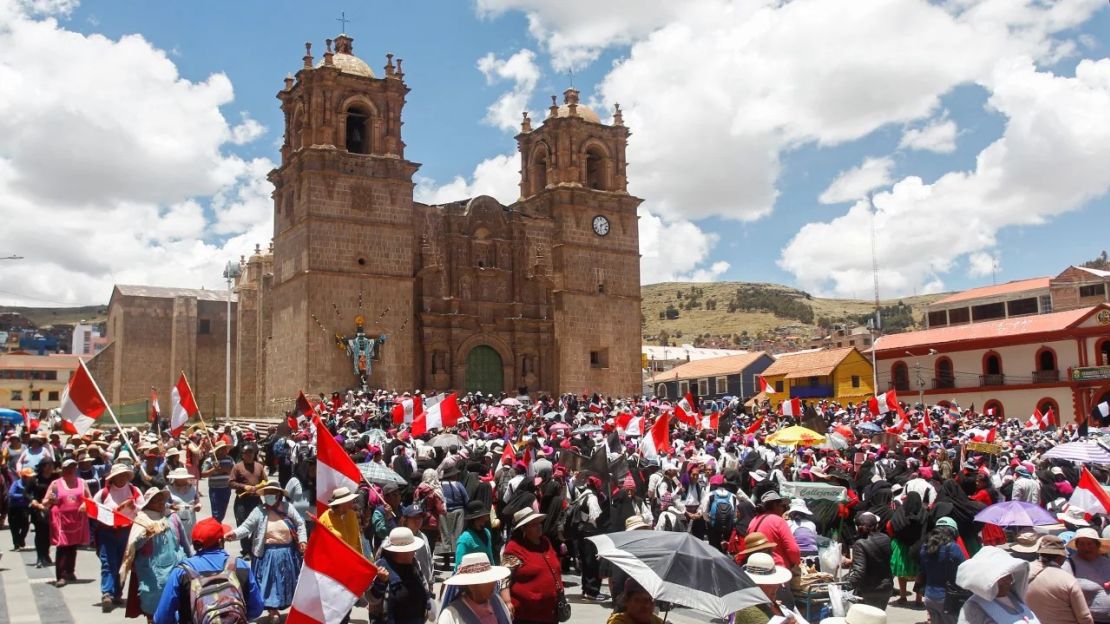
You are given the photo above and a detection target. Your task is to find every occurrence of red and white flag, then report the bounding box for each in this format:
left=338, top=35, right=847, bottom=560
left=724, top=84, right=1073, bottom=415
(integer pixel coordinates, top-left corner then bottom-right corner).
left=868, top=390, right=900, bottom=415
left=758, top=376, right=774, bottom=394
left=1068, top=466, right=1110, bottom=516
left=780, top=398, right=802, bottom=417
left=170, top=373, right=199, bottom=436
left=744, top=416, right=764, bottom=435
left=675, top=392, right=698, bottom=427
left=313, top=416, right=363, bottom=515
left=59, top=360, right=108, bottom=435
left=286, top=514, right=376, bottom=624
left=1044, top=407, right=1057, bottom=428
left=1025, top=408, right=1048, bottom=431
left=640, top=412, right=672, bottom=458
left=83, top=497, right=132, bottom=528
left=969, top=427, right=997, bottom=443
left=411, top=393, right=462, bottom=436
left=295, top=391, right=317, bottom=423
left=150, top=388, right=161, bottom=424
left=700, top=411, right=719, bottom=431
left=615, top=410, right=643, bottom=436
left=391, top=395, right=423, bottom=425
left=501, top=441, right=517, bottom=466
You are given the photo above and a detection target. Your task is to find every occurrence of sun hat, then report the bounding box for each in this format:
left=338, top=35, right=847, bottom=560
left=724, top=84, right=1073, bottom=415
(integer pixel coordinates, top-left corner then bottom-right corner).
left=1036, top=535, right=1067, bottom=557
left=742, top=552, right=792, bottom=585
left=382, top=527, right=426, bottom=553
left=140, top=487, right=169, bottom=510
left=1067, top=527, right=1110, bottom=554
left=625, top=515, right=651, bottom=531
left=760, top=490, right=783, bottom=505
left=257, top=482, right=287, bottom=497
left=739, top=531, right=777, bottom=555
left=787, top=498, right=813, bottom=517
left=1058, top=506, right=1091, bottom=527
left=61, top=458, right=77, bottom=469
left=166, top=467, right=194, bottom=482
left=820, top=603, right=888, bottom=624
left=1007, top=531, right=1041, bottom=554
left=328, top=486, right=359, bottom=506
left=106, top=463, right=134, bottom=481
left=511, top=508, right=546, bottom=531
left=444, top=552, right=510, bottom=586
left=464, top=500, right=490, bottom=521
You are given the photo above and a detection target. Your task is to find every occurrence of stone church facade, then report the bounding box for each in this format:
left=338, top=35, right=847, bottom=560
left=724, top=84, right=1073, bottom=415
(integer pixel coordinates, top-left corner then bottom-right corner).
left=232, top=34, right=643, bottom=418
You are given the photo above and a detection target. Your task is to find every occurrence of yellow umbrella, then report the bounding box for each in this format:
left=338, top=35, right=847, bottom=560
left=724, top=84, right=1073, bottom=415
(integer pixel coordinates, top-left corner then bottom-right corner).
left=765, top=425, right=825, bottom=447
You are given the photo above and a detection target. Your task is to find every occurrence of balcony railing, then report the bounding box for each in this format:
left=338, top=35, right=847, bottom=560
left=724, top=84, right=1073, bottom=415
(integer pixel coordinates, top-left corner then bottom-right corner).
left=933, top=376, right=956, bottom=389
left=979, top=374, right=1006, bottom=387
left=791, top=384, right=834, bottom=399
left=1032, top=370, right=1059, bottom=383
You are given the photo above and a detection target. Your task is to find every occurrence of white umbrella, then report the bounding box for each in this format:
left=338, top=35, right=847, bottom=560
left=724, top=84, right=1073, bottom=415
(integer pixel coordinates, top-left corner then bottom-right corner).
left=501, top=397, right=522, bottom=407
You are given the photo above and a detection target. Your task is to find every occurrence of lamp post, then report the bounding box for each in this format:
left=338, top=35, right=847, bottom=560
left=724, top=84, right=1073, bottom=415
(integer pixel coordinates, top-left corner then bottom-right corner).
left=222, top=261, right=242, bottom=423
left=906, top=349, right=937, bottom=407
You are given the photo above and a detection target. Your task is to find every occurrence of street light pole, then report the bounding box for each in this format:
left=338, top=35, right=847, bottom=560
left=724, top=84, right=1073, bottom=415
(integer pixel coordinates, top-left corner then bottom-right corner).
left=222, top=261, right=242, bottom=422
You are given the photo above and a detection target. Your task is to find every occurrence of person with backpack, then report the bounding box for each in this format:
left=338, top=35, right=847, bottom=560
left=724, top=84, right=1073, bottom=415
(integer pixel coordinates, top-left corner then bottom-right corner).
left=701, top=474, right=738, bottom=553
left=152, top=517, right=263, bottom=624
left=654, top=493, right=686, bottom=532
left=572, top=475, right=608, bottom=602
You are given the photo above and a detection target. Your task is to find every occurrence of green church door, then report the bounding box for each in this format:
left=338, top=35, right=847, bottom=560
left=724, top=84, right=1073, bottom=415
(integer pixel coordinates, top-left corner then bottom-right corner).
left=465, top=346, right=503, bottom=395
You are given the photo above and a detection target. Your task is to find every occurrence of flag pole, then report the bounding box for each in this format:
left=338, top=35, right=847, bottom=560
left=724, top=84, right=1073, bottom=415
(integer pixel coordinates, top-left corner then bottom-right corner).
left=80, top=359, right=140, bottom=462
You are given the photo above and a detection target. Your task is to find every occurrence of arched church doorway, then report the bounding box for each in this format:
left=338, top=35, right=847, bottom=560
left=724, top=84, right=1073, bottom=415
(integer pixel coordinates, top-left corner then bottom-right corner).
left=465, top=346, right=503, bottom=395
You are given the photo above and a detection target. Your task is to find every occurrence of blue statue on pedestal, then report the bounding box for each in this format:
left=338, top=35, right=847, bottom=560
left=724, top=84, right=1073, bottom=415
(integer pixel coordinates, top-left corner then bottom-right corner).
left=339, top=315, right=386, bottom=390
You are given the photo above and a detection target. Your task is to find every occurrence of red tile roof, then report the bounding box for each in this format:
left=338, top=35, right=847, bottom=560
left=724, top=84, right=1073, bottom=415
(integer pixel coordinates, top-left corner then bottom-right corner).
left=931, top=277, right=1051, bottom=305
left=873, top=305, right=1101, bottom=353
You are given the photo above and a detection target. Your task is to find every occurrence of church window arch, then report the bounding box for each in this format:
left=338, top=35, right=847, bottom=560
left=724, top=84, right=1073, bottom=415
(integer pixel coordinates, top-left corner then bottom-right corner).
left=339, top=96, right=379, bottom=155
left=529, top=143, right=550, bottom=195
left=290, top=106, right=305, bottom=150
left=584, top=143, right=611, bottom=190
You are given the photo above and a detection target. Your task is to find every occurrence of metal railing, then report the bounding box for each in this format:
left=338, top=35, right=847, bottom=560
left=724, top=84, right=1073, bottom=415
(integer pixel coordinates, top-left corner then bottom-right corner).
left=1032, top=370, right=1059, bottom=383
left=979, top=374, right=1005, bottom=387
left=933, top=376, right=956, bottom=389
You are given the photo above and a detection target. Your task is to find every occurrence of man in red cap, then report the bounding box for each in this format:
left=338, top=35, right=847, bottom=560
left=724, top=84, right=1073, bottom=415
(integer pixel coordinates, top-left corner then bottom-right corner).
left=152, top=517, right=263, bottom=624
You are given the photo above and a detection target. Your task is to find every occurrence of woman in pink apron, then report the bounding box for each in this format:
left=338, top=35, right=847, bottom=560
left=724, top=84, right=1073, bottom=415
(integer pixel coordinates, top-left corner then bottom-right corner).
left=43, top=457, right=91, bottom=586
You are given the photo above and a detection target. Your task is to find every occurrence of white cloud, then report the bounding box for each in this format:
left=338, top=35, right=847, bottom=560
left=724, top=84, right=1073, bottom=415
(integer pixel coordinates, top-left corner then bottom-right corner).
left=414, top=153, right=521, bottom=205
left=899, top=115, right=958, bottom=153
left=819, top=157, right=895, bottom=205
left=0, top=1, right=273, bottom=306
left=639, top=211, right=729, bottom=283
left=477, top=49, right=540, bottom=132
left=967, top=251, right=998, bottom=278
left=230, top=113, right=266, bottom=145
left=781, top=57, right=1110, bottom=296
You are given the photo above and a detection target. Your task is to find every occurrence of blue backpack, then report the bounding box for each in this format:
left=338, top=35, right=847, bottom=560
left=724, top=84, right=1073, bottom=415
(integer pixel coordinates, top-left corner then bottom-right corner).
left=708, top=491, right=735, bottom=532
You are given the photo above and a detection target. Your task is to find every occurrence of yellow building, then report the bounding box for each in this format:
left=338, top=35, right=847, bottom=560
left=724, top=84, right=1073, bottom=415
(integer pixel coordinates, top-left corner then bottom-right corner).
left=0, top=354, right=85, bottom=413
left=759, top=347, right=874, bottom=405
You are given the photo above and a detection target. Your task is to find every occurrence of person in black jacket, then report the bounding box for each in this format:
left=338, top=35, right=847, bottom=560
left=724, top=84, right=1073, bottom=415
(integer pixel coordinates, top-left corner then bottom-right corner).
left=845, top=511, right=893, bottom=610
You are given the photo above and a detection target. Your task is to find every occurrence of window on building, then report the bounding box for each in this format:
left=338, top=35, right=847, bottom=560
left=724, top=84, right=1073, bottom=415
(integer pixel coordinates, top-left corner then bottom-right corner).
left=1006, top=297, right=1038, bottom=317
left=655, top=384, right=668, bottom=398
left=891, top=361, right=910, bottom=391
left=1037, top=348, right=1056, bottom=372
left=984, top=353, right=1002, bottom=375
left=971, top=302, right=1005, bottom=322
left=948, top=307, right=970, bottom=324
left=589, top=349, right=609, bottom=369
left=48, top=391, right=59, bottom=402
left=585, top=147, right=608, bottom=190
left=774, top=380, right=784, bottom=393
left=1079, top=283, right=1106, bottom=298
left=1099, top=338, right=1110, bottom=366
left=698, top=378, right=709, bottom=396
left=9, top=390, right=22, bottom=401
left=862, top=337, right=871, bottom=346
left=345, top=107, right=371, bottom=154
left=1039, top=295, right=1053, bottom=314
left=715, top=376, right=728, bottom=394
left=198, top=319, right=211, bottom=335
left=30, top=390, right=41, bottom=401
left=927, top=310, right=948, bottom=327
left=936, top=357, right=955, bottom=388
left=679, top=380, right=690, bottom=396
left=851, top=375, right=860, bottom=388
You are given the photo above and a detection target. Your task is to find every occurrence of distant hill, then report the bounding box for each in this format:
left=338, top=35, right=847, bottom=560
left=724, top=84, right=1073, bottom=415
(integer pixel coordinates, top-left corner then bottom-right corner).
left=0, top=305, right=107, bottom=328
left=641, top=281, right=947, bottom=351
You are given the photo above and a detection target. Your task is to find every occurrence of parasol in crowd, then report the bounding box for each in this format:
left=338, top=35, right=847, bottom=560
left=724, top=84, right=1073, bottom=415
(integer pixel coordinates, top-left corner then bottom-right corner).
left=819, top=433, right=850, bottom=450
left=363, top=429, right=390, bottom=445
left=855, top=422, right=883, bottom=433
left=573, top=424, right=603, bottom=435
left=548, top=422, right=572, bottom=434
left=429, top=433, right=463, bottom=449
left=974, top=501, right=1057, bottom=527
left=0, top=408, right=23, bottom=426
left=500, top=397, right=522, bottom=407
left=484, top=406, right=508, bottom=418
left=542, top=411, right=563, bottom=420
left=357, top=461, right=407, bottom=487
left=1042, top=441, right=1110, bottom=464
left=588, top=531, right=768, bottom=618
left=765, top=425, right=824, bottom=447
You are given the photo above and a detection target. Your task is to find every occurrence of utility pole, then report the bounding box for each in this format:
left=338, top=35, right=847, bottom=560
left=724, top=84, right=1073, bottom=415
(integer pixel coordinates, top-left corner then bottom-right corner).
left=222, top=261, right=242, bottom=423
left=869, top=193, right=881, bottom=395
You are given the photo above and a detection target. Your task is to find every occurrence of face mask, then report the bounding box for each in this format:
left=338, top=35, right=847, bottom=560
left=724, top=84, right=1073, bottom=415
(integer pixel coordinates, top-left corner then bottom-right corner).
left=263, top=495, right=278, bottom=506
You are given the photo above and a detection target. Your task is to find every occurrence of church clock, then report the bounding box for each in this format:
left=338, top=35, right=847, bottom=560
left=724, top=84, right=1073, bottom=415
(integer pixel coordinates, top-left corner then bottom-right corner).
left=592, top=215, right=610, bottom=236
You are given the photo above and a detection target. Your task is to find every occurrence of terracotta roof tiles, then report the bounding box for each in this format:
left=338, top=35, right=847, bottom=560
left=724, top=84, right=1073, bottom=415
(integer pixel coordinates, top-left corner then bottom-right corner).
left=760, top=347, right=858, bottom=379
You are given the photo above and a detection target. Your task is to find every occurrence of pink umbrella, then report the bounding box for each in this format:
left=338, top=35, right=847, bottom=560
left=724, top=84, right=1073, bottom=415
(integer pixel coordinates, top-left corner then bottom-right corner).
left=485, top=406, right=508, bottom=418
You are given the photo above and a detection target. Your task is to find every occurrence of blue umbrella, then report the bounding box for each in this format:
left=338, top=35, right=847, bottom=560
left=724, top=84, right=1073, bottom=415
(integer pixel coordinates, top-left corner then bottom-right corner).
left=856, top=421, right=883, bottom=433
left=0, top=408, right=23, bottom=425
left=974, top=501, right=1057, bottom=527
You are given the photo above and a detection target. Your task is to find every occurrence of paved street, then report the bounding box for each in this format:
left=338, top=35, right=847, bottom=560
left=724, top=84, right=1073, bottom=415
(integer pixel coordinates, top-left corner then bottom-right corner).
left=0, top=484, right=924, bottom=624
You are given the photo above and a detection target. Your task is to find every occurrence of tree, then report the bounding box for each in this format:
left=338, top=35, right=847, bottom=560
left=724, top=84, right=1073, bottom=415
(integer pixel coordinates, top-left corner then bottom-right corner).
left=665, top=305, right=680, bottom=320
left=1082, top=250, right=1110, bottom=271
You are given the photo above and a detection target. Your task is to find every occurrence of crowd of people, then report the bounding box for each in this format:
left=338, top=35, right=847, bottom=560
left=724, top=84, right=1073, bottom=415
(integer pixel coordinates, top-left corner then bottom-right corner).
left=0, top=387, right=1108, bottom=624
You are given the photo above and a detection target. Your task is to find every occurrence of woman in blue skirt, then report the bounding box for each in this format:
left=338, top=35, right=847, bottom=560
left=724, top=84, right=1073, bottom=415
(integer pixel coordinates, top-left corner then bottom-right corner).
left=228, top=481, right=307, bottom=623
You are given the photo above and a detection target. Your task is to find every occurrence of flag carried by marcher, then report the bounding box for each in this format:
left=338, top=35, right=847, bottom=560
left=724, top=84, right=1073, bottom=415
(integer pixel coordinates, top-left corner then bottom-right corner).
left=640, top=412, right=671, bottom=458
left=410, top=392, right=462, bottom=436
left=1068, top=466, right=1110, bottom=516
left=313, top=416, right=363, bottom=515
left=286, top=514, right=377, bottom=624
left=758, top=375, right=774, bottom=394
left=150, top=388, right=161, bottom=424
left=391, top=394, right=422, bottom=425
left=744, top=416, right=764, bottom=435
left=83, top=497, right=132, bottom=528
left=700, top=411, right=719, bottom=431
left=780, top=398, right=802, bottom=417
left=58, top=360, right=108, bottom=435
left=1025, top=408, right=1049, bottom=431
left=169, top=373, right=199, bottom=436
left=675, top=392, right=698, bottom=427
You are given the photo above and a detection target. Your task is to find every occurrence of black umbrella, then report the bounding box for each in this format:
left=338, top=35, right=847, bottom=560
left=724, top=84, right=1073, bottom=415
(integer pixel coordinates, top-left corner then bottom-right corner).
left=587, top=531, right=768, bottom=618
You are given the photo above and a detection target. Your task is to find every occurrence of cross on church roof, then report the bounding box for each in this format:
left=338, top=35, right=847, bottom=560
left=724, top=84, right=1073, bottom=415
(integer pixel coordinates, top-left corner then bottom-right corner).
left=336, top=11, right=352, bottom=33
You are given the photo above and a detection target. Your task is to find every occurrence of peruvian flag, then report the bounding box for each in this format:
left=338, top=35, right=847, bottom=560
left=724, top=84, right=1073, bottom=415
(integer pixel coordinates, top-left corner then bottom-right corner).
left=700, top=411, right=719, bottom=431
left=295, top=391, right=317, bottom=423
left=675, top=392, right=699, bottom=427
left=170, top=373, right=199, bottom=436
left=411, top=393, right=462, bottom=436
left=1025, top=408, right=1048, bottom=431
left=758, top=375, right=774, bottom=394
left=780, top=398, right=802, bottom=417
left=150, top=388, right=161, bottom=423
left=83, top=497, right=132, bottom=528
left=313, top=416, right=363, bottom=515
left=868, top=390, right=900, bottom=415
left=1068, top=467, right=1110, bottom=516
left=969, top=427, right=997, bottom=443
left=286, top=513, right=377, bottom=624
left=744, top=416, right=764, bottom=435
left=501, top=441, right=517, bottom=465
left=58, top=360, right=108, bottom=435
left=1044, top=407, right=1057, bottom=428
left=391, top=395, right=423, bottom=425
left=615, top=410, right=643, bottom=436
left=640, top=412, right=672, bottom=458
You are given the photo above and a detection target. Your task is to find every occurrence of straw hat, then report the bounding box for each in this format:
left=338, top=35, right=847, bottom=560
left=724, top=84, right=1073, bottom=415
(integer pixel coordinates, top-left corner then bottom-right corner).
left=1007, top=531, right=1041, bottom=554
left=511, top=508, right=546, bottom=531
left=166, top=467, right=194, bottom=482
left=624, top=515, right=651, bottom=531
left=106, top=463, right=134, bottom=481
left=328, top=486, right=359, bottom=506
left=444, top=552, right=510, bottom=586
left=382, top=527, right=426, bottom=553
left=738, top=531, right=777, bottom=555
left=1057, top=506, right=1091, bottom=527
left=1067, top=527, right=1110, bottom=554
left=257, top=482, right=287, bottom=497
left=742, top=552, right=791, bottom=585
left=140, top=487, right=170, bottom=510
left=820, top=603, right=888, bottom=624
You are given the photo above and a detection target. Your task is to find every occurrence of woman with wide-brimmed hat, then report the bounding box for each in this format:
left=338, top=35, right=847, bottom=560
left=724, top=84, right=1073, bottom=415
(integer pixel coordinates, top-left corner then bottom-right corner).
left=730, top=552, right=797, bottom=624
left=227, top=481, right=306, bottom=623
left=318, top=485, right=363, bottom=554
left=121, top=486, right=191, bottom=619
left=502, top=508, right=562, bottom=624
left=437, top=552, right=512, bottom=624
left=39, top=457, right=90, bottom=586
left=455, top=500, right=495, bottom=567
left=166, top=466, right=200, bottom=537
left=367, top=527, right=434, bottom=624
left=90, top=463, right=141, bottom=611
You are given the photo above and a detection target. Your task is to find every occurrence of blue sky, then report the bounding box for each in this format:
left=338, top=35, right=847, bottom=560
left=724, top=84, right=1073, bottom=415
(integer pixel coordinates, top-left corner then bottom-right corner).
left=2, top=0, right=1110, bottom=306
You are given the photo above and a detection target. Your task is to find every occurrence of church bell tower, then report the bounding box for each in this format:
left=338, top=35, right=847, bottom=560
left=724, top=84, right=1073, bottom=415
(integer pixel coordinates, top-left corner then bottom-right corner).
left=266, top=34, right=420, bottom=412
